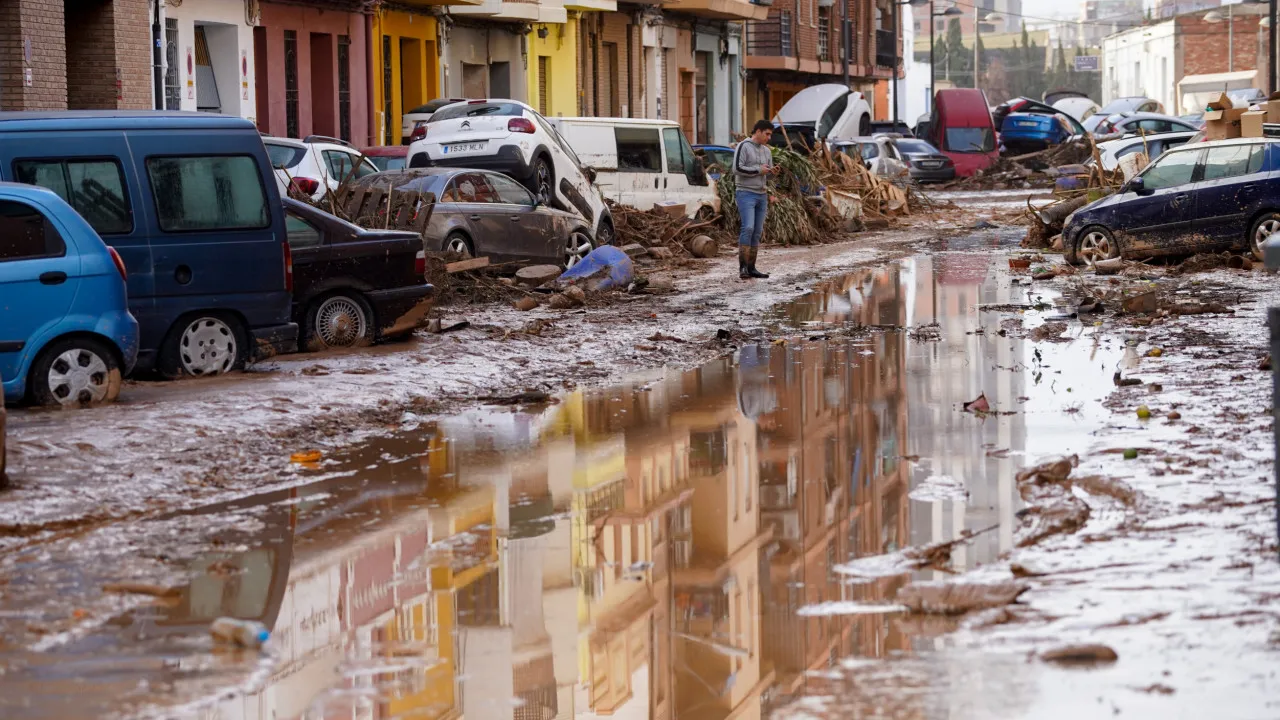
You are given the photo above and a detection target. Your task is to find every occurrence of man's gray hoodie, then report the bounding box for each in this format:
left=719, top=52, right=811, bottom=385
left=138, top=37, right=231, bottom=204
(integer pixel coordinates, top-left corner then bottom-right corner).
left=733, top=140, right=773, bottom=194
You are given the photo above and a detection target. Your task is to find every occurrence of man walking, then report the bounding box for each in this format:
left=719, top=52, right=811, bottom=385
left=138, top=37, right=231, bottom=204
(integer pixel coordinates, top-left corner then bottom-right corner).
left=732, top=120, right=779, bottom=280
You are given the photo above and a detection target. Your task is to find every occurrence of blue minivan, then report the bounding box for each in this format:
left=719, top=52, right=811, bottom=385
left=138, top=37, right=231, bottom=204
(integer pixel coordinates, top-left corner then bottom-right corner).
left=0, top=182, right=139, bottom=406
left=0, top=112, right=297, bottom=378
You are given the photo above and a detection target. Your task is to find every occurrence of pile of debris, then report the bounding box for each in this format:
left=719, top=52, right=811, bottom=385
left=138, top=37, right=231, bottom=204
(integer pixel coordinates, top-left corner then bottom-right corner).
left=606, top=200, right=730, bottom=259
left=1022, top=138, right=1133, bottom=250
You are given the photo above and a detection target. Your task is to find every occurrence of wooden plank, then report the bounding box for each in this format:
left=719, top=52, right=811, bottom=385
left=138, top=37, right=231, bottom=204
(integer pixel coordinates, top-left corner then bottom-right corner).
left=414, top=192, right=437, bottom=233
left=344, top=186, right=368, bottom=218
left=446, top=257, right=491, bottom=273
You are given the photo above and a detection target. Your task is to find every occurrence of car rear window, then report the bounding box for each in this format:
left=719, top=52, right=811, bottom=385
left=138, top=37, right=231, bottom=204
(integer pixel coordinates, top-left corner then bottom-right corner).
left=1203, top=144, right=1265, bottom=181
left=944, top=128, right=995, bottom=153
left=264, top=142, right=306, bottom=170
left=13, top=158, right=133, bottom=235
left=0, top=199, right=65, bottom=261
left=895, top=139, right=935, bottom=154
left=145, top=155, right=270, bottom=232
left=430, top=102, right=524, bottom=123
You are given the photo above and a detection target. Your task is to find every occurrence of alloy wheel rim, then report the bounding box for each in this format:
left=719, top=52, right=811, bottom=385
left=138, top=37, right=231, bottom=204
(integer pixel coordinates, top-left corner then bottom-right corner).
left=315, top=296, right=367, bottom=348
left=180, top=318, right=237, bottom=376
left=537, top=162, right=552, bottom=198
left=47, top=348, right=110, bottom=406
left=1079, top=231, right=1112, bottom=262
left=1254, top=219, right=1280, bottom=254
left=447, top=237, right=472, bottom=257
left=565, top=232, right=592, bottom=268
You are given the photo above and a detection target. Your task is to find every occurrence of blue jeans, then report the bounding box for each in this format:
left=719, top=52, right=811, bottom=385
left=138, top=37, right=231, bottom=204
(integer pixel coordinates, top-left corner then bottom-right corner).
left=736, top=190, right=768, bottom=247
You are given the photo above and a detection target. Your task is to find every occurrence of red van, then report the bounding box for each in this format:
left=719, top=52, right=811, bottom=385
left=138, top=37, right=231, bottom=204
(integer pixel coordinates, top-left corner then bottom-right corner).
left=926, top=89, right=999, bottom=177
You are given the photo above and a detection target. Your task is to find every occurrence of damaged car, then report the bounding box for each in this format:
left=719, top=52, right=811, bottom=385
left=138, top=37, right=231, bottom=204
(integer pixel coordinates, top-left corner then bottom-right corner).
left=283, top=198, right=434, bottom=350
left=349, top=169, right=596, bottom=268
left=1064, top=138, right=1280, bottom=264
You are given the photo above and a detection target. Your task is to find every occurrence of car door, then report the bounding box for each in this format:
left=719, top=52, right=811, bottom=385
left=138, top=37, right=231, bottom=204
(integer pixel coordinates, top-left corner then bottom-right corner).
left=447, top=172, right=511, bottom=260
left=486, top=172, right=559, bottom=262
left=614, top=126, right=665, bottom=210
left=283, top=207, right=328, bottom=304
left=662, top=126, right=710, bottom=213
left=0, top=196, right=78, bottom=384
left=1119, top=147, right=1204, bottom=253
left=1192, top=142, right=1267, bottom=248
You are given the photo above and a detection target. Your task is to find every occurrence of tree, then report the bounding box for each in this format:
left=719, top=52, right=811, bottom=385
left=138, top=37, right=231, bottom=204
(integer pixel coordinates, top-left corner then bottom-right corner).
left=975, top=37, right=986, bottom=89
left=944, top=18, right=970, bottom=87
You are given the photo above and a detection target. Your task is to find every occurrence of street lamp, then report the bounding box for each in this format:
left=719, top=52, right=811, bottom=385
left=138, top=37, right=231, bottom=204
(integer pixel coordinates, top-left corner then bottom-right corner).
left=929, top=5, right=964, bottom=114
left=894, top=0, right=932, bottom=128
left=975, top=11, right=1002, bottom=89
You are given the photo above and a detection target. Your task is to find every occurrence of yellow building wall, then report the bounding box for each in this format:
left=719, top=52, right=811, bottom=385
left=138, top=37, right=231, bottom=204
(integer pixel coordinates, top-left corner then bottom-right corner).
left=526, top=19, right=578, bottom=118
left=372, top=9, right=441, bottom=145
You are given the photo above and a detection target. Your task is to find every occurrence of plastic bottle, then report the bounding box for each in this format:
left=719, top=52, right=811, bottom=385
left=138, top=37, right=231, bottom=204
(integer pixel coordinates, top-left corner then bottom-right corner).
left=210, top=618, right=270, bottom=649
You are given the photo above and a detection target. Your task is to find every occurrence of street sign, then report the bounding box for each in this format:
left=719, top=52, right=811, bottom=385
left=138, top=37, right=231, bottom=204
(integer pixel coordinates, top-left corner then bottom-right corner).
left=1074, top=55, right=1100, bottom=72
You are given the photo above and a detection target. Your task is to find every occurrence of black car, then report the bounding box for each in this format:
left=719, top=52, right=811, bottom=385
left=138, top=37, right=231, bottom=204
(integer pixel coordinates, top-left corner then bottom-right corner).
left=1063, top=138, right=1280, bottom=265
left=283, top=198, right=434, bottom=350
left=891, top=138, right=956, bottom=183
left=349, top=169, right=596, bottom=268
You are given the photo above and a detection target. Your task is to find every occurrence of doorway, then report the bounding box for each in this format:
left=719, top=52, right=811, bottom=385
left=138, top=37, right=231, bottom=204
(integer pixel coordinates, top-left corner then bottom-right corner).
left=695, top=51, right=710, bottom=143
left=679, top=70, right=694, bottom=139
left=310, top=33, right=335, bottom=137
left=462, top=63, right=486, bottom=98
left=489, top=61, right=511, bottom=99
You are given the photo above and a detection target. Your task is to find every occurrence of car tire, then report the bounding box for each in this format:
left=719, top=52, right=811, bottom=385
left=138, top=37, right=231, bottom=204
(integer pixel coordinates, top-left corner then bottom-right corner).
left=529, top=155, right=554, bottom=201
left=1069, top=225, right=1120, bottom=265
left=304, top=292, right=376, bottom=351
left=29, top=336, right=122, bottom=408
left=1249, top=212, right=1280, bottom=261
left=596, top=218, right=616, bottom=247
left=158, top=314, right=247, bottom=379
left=444, top=231, right=475, bottom=258
left=565, top=229, right=594, bottom=269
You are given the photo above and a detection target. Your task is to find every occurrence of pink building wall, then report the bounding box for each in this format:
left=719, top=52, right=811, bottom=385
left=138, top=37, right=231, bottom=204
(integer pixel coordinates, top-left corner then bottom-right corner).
left=256, top=2, right=370, bottom=145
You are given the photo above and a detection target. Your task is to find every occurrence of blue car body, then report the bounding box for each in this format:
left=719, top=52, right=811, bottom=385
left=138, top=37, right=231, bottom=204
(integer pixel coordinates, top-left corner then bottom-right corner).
left=1064, top=138, right=1280, bottom=264
left=0, top=111, right=297, bottom=376
left=0, top=182, right=139, bottom=402
left=1000, top=112, right=1071, bottom=153
left=693, top=144, right=735, bottom=180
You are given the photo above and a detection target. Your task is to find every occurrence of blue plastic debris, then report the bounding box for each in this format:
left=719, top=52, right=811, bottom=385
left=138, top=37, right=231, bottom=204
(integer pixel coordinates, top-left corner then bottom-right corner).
left=557, top=245, right=634, bottom=291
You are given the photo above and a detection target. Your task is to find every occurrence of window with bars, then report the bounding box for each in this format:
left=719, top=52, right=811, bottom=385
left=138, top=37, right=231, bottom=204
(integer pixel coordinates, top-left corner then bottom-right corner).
left=284, top=31, right=299, bottom=138
left=338, top=36, right=351, bottom=142
left=538, top=56, right=549, bottom=115
left=818, top=6, right=830, bottom=60
left=164, top=19, right=181, bottom=110
left=382, top=36, right=393, bottom=144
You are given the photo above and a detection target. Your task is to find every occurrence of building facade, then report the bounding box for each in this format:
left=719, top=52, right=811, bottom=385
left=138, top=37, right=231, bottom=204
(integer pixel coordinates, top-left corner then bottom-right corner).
left=161, top=0, right=257, bottom=118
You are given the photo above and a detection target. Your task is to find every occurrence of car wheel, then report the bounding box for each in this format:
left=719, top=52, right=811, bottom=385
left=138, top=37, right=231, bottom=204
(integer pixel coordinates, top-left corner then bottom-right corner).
left=1074, top=226, right=1120, bottom=264
left=565, top=229, right=593, bottom=269
left=158, top=314, right=246, bottom=379
left=29, top=336, right=122, bottom=407
left=532, top=156, right=554, bottom=200
left=445, top=232, right=475, bottom=258
left=1249, top=213, right=1280, bottom=261
left=306, top=292, right=376, bottom=350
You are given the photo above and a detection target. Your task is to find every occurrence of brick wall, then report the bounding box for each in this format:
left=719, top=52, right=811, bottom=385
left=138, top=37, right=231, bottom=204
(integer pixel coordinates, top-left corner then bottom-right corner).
left=113, top=0, right=153, bottom=109
left=66, top=0, right=117, bottom=108
left=1179, top=14, right=1264, bottom=77
left=0, top=0, right=68, bottom=110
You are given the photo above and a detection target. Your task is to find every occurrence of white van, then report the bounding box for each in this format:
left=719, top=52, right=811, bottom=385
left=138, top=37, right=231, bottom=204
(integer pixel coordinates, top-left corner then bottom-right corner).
left=546, top=117, right=718, bottom=218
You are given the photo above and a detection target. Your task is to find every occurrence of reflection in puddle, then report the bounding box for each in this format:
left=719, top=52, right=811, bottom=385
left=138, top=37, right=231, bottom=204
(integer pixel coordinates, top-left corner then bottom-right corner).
left=0, top=250, right=1124, bottom=719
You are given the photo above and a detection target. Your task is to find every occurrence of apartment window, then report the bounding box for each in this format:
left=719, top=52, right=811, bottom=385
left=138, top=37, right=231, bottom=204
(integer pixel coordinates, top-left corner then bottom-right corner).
left=164, top=18, right=181, bottom=110
left=284, top=31, right=299, bottom=138
left=781, top=11, right=793, bottom=56
left=145, top=156, right=269, bottom=232
left=818, top=6, right=831, bottom=60
left=13, top=159, right=132, bottom=235
left=338, top=35, right=352, bottom=142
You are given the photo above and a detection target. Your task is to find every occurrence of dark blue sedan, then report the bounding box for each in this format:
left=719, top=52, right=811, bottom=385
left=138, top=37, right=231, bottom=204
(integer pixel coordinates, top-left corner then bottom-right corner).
left=1063, top=138, right=1280, bottom=264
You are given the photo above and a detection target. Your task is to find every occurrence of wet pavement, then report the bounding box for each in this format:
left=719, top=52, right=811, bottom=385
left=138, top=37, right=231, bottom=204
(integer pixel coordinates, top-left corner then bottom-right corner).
left=0, top=232, right=1273, bottom=719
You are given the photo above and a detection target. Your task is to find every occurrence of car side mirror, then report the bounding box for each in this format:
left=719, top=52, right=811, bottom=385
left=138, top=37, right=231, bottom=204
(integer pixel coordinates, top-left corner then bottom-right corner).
left=583, top=167, right=598, bottom=183
left=1125, top=177, right=1147, bottom=194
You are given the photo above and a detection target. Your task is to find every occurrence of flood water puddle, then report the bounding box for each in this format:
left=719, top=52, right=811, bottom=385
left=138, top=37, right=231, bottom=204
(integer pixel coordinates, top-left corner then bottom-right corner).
left=0, top=245, right=1128, bottom=719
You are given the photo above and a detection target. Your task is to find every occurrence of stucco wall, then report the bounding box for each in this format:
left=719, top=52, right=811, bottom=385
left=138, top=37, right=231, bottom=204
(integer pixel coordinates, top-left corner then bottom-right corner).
left=526, top=18, right=578, bottom=117
left=165, top=0, right=256, bottom=120
left=441, top=23, right=529, bottom=104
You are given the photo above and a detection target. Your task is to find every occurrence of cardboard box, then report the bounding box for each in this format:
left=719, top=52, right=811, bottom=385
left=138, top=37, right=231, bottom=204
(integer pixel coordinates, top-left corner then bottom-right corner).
left=1204, top=93, right=1245, bottom=140
left=1263, top=91, right=1280, bottom=123
left=1242, top=109, right=1267, bottom=138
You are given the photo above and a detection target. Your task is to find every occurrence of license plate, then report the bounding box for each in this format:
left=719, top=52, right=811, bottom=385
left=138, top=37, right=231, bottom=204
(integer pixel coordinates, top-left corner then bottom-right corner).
left=1017, top=120, right=1039, bottom=127
left=442, top=142, right=486, bottom=154
left=921, top=160, right=943, bottom=168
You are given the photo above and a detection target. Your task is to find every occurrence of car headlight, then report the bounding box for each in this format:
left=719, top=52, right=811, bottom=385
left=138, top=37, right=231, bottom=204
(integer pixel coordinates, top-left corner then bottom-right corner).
left=1063, top=211, right=1078, bottom=228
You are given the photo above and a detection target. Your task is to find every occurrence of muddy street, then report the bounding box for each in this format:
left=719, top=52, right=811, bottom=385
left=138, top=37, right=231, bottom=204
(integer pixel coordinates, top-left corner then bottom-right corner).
left=2, top=193, right=1279, bottom=719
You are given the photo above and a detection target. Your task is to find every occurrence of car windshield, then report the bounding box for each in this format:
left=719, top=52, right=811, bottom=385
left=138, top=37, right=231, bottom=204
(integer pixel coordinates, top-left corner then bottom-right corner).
left=943, top=127, right=995, bottom=153
left=430, top=102, right=524, bottom=122
left=894, top=139, right=937, bottom=154
left=264, top=142, right=306, bottom=169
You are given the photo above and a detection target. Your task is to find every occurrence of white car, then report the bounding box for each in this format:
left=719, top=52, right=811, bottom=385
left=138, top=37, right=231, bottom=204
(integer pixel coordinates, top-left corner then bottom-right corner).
left=408, top=99, right=614, bottom=244
left=1093, top=112, right=1201, bottom=139
left=772, top=84, right=873, bottom=149
left=833, top=136, right=909, bottom=179
left=401, top=97, right=466, bottom=145
left=262, top=135, right=379, bottom=202
left=1092, top=130, right=1197, bottom=171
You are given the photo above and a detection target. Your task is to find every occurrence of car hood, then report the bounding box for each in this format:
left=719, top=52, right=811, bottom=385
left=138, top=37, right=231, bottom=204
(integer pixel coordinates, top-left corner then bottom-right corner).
left=774, top=84, right=851, bottom=124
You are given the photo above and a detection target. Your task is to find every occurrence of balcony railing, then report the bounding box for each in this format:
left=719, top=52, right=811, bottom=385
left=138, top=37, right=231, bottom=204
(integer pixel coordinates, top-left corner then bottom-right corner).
left=747, top=10, right=792, bottom=57
left=875, top=28, right=896, bottom=69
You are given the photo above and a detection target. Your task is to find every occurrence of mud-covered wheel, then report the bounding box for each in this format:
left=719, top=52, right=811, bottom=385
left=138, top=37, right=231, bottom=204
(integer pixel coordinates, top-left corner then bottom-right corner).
left=565, top=230, right=593, bottom=269
left=29, top=336, right=122, bottom=407
left=596, top=219, right=615, bottom=247
left=306, top=292, right=376, bottom=350
left=530, top=156, right=554, bottom=201
left=1249, top=212, right=1280, bottom=261
left=445, top=231, right=474, bottom=258
left=1068, top=226, right=1119, bottom=265
left=158, top=314, right=246, bottom=379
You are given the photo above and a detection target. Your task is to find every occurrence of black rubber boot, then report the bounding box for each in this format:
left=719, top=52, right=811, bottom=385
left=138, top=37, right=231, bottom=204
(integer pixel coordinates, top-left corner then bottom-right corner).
left=739, top=246, right=751, bottom=279
left=747, top=247, right=770, bottom=279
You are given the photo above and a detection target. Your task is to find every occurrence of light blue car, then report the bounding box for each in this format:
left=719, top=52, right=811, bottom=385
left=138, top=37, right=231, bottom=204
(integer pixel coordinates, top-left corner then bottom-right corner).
left=0, top=182, right=138, bottom=406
